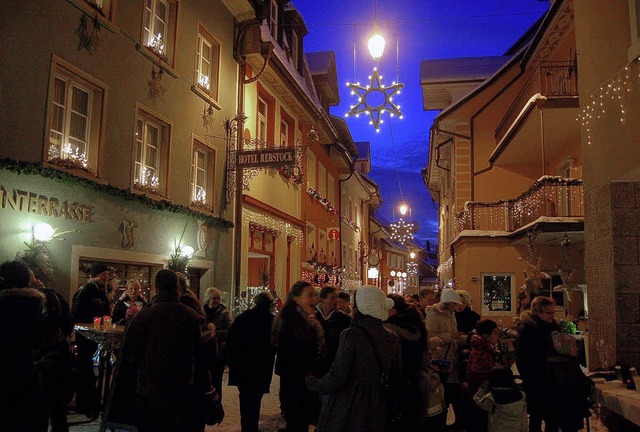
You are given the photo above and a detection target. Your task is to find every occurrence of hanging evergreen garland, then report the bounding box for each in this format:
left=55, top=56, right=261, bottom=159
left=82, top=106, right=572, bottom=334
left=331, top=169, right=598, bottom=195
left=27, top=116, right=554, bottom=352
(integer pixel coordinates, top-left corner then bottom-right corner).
left=0, top=159, right=233, bottom=229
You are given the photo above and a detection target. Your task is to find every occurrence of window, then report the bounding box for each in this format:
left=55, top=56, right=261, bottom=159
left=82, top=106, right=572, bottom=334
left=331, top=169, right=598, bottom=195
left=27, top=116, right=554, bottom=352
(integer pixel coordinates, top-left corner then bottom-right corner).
left=307, top=152, right=316, bottom=189
left=327, top=174, right=335, bottom=204
left=133, top=108, right=171, bottom=195
left=269, top=0, right=278, bottom=40
left=195, top=25, right=221, bottom=100
left=318, top=164, right=326, bottom=196
left=47, top=58, right=105, bottom=174
left=629, top=0, right=640, bottom=60
left=257, top=97, right=268, bottom=146
left=82, top=0, right=114, bottom=21
left=291, top=30, right=299, bottom=69
left=191, top=139, right=216, bottom=210
left=307, top=224, right=317, bottom=260
left=142, top=0, right=177, bottom=63
left=481, top=273, right=514, bottom=314
left=319, top=230, right=327, bottom=262
left=280, top=119, right=288, bottom=147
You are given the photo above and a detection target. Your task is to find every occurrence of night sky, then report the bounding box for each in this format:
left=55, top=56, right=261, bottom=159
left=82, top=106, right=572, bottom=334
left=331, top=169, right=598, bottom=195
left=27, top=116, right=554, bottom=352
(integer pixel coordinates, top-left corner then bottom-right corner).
left=294, top=0, right=550, bottom=245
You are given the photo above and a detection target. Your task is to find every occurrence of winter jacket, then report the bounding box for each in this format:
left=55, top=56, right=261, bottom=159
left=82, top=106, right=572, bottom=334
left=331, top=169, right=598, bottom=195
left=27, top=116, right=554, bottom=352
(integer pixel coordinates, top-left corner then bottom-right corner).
left=112, top=295, right=146, bottom=325
left=515, top=310, right=560, bottom=408
left=315, top=307, right=351, bottom=375
left=226, top=303, right=276, bottom=393
left=204, top=303, right=231, bottom=361
left=308, top=315, right=402, bottom=432
left=466, top=334, right=496, bottom=390
left=456, top=306, right=480, bottom=334
left=119, top=292, right=202, bottom=410
left=71, top=281, right=110, bottom=324
left=0, top=288, right=48, bottom=432
left=474, top=387, right=528, bottom=432
left=425, top=302, right=459, bottom=382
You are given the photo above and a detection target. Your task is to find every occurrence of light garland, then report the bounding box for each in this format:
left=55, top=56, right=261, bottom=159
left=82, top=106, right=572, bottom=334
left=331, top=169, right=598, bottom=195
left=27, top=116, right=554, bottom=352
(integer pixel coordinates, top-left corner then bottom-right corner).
left=307, top=187, right=339, bottom=215
left=578, top=56, right=639, bottom=145
left=390, top=217, right=414, bottom=245
left=345, top=67, right=404, bottom=132
left=243, top=208, right=303, bottom=243
left=455, top=177, right=583, bottom=234
left=342, top=215, right=360, bottom=232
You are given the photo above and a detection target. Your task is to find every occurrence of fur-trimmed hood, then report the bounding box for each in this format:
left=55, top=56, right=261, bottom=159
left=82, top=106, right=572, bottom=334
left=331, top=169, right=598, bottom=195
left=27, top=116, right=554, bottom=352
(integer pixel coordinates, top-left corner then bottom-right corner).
left=518, top=310, right=559, bottom=329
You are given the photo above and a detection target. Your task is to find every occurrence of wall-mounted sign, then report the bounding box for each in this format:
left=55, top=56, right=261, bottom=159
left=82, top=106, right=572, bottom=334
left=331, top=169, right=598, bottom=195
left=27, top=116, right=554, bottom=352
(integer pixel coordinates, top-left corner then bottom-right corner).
left=0, top=186, right=93, bottom=223
left=236, top=147, right=296, bottom=169
left=328, top=228, right=340, bottom=241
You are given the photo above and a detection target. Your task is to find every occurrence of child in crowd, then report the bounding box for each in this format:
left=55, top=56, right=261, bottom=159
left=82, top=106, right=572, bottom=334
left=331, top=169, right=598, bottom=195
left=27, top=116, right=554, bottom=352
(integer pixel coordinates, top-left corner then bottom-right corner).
left=473, top=366, right=527, bottom=432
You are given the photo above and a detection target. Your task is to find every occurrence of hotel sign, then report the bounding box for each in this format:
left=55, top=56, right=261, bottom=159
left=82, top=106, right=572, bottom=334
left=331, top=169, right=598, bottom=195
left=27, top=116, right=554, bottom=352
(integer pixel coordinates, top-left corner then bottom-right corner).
left=236, top=148, right=296, bottom=169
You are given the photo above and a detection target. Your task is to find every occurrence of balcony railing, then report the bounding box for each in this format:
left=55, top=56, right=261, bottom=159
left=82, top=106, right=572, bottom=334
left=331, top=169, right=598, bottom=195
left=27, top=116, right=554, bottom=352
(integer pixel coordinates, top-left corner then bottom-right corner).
left=495, top=61, right=578, bottom=144
left=455, top=176, right=583, bottom=236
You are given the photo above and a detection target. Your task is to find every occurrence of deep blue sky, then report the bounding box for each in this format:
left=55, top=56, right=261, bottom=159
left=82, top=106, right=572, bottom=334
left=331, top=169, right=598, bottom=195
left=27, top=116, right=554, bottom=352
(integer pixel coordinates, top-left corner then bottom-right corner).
left=294, top=0, right=550, bottom=245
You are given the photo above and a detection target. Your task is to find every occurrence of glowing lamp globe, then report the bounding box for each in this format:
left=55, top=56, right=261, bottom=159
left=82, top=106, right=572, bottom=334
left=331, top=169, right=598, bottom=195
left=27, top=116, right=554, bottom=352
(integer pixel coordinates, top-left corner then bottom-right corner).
left=367, top=33, right=386, bottom=61
left=399, top=204, right=408, bottom=216
left=33, top=222, right=54, bottom=241
left=367, top=267, right=379, bottom=279
left=181, top=245, right=195, bottom=257
left=409, top=252, right=416, bottom=259
left=390, top=270, right=396, bottom=277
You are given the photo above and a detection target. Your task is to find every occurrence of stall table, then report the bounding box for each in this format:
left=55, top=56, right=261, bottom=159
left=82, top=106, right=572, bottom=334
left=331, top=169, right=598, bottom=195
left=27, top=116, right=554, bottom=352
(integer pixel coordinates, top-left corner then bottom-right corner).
left=593, top=379, right=640, bottom=427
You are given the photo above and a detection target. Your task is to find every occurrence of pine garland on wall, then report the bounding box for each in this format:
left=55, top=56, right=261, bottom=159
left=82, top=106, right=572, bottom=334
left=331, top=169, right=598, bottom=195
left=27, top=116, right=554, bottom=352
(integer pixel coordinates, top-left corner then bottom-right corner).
left=0, top=159, right=233, bottom=229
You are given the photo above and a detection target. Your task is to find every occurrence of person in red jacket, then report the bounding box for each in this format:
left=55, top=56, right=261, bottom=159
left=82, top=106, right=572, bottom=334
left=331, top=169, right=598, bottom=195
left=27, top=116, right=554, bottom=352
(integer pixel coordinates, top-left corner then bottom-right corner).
left=459, top=319, right=500, bottom=432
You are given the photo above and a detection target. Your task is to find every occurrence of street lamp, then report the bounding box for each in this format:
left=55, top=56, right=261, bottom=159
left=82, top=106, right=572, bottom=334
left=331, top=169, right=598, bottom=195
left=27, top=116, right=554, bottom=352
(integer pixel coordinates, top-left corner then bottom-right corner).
left=367, top=31, right=385, bottom=61
left=409, top=251, right=416, bottom=260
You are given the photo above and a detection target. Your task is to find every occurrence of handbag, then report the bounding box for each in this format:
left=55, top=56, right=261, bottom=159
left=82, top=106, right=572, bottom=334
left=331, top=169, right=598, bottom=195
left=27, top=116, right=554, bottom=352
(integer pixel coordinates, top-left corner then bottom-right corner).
left=430, top=343, right=453, bottom=382
left=202, top=386, right=225, bottom=426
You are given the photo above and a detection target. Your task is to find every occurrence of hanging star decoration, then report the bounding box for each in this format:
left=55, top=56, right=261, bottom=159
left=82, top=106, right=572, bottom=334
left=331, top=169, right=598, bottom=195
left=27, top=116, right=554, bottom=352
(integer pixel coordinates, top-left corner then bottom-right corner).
left=345, top=67, right=404, bottom=132
left=390, top=217, right=415, bottom=245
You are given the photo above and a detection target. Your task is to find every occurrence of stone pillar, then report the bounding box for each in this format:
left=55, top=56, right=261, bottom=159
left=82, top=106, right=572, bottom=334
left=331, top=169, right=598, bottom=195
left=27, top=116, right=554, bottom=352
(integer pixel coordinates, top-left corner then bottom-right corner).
left=586, top=181, right=640, bottom=369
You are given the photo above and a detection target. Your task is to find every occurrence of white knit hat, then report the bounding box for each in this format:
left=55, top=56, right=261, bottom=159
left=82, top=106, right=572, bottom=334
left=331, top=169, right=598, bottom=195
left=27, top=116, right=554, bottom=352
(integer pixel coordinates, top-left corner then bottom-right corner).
left=356, top=285, right=394, bottom=321
left=440, top=288, right=462, bottom=305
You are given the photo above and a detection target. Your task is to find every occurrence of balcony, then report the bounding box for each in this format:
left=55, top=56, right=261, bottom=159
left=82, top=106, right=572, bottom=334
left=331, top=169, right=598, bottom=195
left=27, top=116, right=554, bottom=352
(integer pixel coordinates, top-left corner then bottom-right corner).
left=495, top=61, right=578, bottom=145
left=455, top=176, right=583, bottom=236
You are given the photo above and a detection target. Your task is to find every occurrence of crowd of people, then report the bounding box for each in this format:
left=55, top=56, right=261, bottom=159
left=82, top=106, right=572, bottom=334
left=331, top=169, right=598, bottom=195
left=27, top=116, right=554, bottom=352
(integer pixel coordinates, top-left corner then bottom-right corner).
left=0, top=257, right=592, bottom=432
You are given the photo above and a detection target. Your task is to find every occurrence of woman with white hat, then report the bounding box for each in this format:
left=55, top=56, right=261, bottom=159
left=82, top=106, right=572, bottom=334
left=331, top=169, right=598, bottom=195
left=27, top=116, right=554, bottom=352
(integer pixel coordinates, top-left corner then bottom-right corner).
left=425, top=288, right=464, bottom=431
left=307, top=285, right=402, bottom=432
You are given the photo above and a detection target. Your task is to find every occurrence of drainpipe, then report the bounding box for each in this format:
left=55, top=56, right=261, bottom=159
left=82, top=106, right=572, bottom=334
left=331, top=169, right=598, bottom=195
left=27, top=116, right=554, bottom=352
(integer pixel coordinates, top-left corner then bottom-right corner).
left=540, top=109, right=546, bottom=176
left=338, top=154, right=356, bottom=287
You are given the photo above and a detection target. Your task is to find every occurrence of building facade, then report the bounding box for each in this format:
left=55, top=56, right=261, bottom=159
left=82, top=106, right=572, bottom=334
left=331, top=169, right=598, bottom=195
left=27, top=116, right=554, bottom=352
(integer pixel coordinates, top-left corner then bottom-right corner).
left=422, top=0, right=586, bottom=322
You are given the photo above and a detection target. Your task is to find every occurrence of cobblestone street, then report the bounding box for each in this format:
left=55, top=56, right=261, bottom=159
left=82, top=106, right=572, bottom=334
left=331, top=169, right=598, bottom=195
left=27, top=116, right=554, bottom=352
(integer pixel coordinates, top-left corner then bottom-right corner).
left=68, top=370, right=616, bottom=432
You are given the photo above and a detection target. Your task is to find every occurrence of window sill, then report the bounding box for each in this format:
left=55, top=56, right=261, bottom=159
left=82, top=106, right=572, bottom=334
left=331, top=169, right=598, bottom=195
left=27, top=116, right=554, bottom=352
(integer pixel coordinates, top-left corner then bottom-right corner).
left=43, top=161, right=107, bottom=184
left=136, top=45, right=179, bottom=79
left=189, top=202, right=218, bottom=218
left=191, top=85, right=223, bottom=110
left=66, top=0, right=120, bottom=33
left=130, top=185, right=167, bottom=201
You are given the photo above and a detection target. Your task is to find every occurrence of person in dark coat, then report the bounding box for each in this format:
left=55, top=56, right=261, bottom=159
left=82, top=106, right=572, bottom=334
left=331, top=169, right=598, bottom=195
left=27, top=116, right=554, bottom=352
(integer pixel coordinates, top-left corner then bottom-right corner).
left=272, top=281, right=324, bottom=432
left=315, top=285, right=351, bottom=375
left=117, top=269, right=202, bottom=432
left=307, top=285, right=402, bottom=432
left=455, top=290, right=481, bottom=334
left=28, top=269, right=75, bottom=432
left=0, top=260, right=48, bottom=432
left=203, top=286, right=232, bottom=398
left=225, top=291, right=276, bottom=432
left=71, top=262, right=112, bottom=417
left=384, top=294, right=428, bottom=430
left=515, top=296, right=561, bottom=432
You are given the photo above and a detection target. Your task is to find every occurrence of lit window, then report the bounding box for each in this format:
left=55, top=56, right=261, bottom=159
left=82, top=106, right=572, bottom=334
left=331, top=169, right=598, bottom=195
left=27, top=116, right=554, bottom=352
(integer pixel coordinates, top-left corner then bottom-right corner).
left=47, top=59, right=105, bottom=174
left=307, top=152, right=316, bottom=189
left=191, top=139, right=216, bottom=209
left=269, top=0, right=278, bottom=39
left=257, top=97, right=268, bottom=147
left=280, top=119, right=288, bottom=147
left=133, top=109, right=170, bottom=195
left=318, top=164, right=326, bottom=196
left=142, top=0, right=177, bottom=63
left=481, top=273, right=514, bottom=314
left=196, top=26, right=221, bottom=100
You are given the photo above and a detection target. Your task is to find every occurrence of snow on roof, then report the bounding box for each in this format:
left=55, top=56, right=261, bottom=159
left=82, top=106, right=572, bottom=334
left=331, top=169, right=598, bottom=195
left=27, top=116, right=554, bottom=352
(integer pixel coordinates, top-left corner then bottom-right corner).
left=420, top=56, right=512, bottom=85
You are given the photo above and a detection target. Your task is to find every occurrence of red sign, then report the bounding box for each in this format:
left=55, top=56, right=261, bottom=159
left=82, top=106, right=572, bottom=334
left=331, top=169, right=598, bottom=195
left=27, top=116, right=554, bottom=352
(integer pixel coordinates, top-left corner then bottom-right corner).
left=328, top=228, right=340, bottom=240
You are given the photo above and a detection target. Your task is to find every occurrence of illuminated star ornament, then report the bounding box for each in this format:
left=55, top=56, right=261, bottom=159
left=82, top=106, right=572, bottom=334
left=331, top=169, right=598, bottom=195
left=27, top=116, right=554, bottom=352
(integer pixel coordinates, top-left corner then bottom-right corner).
left=345, top=67, right=404, bottom=132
